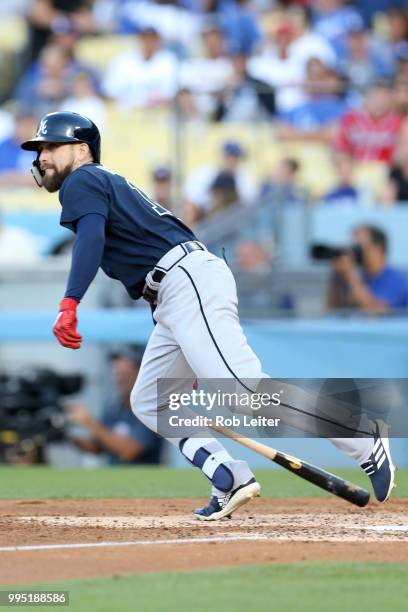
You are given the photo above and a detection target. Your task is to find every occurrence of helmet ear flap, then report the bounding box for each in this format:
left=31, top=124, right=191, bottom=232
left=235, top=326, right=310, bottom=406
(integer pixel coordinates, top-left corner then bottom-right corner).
left=31, top=154, right=44, bottom=187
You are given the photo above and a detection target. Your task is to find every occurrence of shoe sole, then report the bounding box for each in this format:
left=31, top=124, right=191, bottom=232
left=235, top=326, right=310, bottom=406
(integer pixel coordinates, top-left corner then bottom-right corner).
left=196, top=481, right=261, bottom=521
left=375, top=419, right=396, bottom=502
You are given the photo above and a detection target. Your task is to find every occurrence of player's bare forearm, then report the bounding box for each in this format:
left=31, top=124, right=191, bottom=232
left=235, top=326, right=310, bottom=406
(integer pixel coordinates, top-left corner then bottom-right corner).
left=68, top=436, right=102, bottom=454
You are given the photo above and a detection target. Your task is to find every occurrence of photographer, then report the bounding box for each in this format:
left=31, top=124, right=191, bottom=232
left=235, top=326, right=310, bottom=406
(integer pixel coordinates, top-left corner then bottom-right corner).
left=326, top=225, right=408, bottom=314
left=67, top=346, right=163, bottom=465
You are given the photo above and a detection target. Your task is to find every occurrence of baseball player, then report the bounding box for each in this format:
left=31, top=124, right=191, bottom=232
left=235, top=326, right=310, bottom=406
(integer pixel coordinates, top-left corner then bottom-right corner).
left=21, top=112, right=395, bottom=519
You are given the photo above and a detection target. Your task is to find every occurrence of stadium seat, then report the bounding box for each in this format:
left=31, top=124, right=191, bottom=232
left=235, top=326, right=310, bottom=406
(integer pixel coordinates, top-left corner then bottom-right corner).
left=76, top=34, right=135, bottom=71
left=0, top=17, right=25, bottom=52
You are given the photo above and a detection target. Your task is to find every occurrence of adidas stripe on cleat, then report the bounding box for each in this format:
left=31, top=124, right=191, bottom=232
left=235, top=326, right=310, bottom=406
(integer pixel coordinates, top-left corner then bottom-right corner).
left=360, top=420, right=396, bottom=503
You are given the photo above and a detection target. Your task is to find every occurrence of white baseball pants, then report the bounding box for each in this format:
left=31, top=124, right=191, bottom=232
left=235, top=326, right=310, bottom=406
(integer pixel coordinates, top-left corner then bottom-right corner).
left=130, top=248, right=374, bottom=472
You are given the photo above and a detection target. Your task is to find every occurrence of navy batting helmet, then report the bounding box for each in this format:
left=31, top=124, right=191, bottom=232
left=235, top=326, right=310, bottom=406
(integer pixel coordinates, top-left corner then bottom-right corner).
left=21, top=111, right=101, bottom=163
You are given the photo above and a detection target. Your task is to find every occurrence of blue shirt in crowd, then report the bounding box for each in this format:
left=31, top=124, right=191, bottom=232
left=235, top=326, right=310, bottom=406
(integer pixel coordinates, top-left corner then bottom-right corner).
left=363, top=266, right=408, bottom=309
left=221, top=1, right=261, bottom=55
left=324, top=185, right=359, bottom=205
left=356, top=0, right=406, bottom=26
left=0, top=138, right=35, bottom=172
left=279, top=97, right=347, bottom=131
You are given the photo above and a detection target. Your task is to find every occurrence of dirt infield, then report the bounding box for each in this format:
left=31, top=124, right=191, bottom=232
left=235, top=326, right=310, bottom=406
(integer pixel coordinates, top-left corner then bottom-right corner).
left=1, top=498, right=408, bottom=585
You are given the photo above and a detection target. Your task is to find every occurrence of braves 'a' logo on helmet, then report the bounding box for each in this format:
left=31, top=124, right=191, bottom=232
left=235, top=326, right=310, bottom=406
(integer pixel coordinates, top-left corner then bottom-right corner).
left=38, top=119, right=48, bottom=135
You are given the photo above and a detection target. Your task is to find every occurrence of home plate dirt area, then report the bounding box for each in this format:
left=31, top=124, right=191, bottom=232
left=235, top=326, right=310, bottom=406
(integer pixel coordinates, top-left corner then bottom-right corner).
left=1, top=498, right=408, bottom=585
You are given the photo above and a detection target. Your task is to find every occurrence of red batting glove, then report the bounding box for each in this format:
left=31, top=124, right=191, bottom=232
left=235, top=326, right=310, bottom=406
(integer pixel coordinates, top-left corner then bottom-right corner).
left=53, top=298, right=82, bottom=349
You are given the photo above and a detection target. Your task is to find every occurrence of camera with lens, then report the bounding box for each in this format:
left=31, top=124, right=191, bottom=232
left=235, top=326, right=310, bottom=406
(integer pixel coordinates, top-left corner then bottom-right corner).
left=310, top=243, right=364, bottom=265
left=0, top=368, right=83, bottom=462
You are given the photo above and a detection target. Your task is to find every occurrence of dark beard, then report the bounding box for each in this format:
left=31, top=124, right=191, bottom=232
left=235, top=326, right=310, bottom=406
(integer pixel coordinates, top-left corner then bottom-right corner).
left=42, top=165, right=73, bottom=192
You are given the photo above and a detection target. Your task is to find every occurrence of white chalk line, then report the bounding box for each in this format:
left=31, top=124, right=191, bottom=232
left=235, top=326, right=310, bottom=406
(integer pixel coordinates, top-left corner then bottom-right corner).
left=350, top=525, right=408, bottom=532
left=17, top=513, right=408, bottom=530
left=0, top=534, right=268, bottom=553
left=1, top=526, right=407, bottom=552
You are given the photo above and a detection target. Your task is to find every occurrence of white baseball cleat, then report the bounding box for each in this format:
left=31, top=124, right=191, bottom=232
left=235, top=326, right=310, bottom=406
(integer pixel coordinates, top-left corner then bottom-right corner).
left=194, top=478, right=261, bottom=521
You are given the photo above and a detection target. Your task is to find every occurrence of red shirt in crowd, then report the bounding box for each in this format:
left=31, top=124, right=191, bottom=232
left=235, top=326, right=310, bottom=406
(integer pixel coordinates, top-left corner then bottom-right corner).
left=335, top=110, right=404, bottom=163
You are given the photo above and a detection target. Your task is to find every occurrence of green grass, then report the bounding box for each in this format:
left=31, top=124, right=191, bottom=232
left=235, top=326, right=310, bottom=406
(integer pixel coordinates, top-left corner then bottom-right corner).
left=0, top=466, right=407, bottom=500
left=1, top=470, right=406, bottom=610
left=8, top=563, right=408, bottom=612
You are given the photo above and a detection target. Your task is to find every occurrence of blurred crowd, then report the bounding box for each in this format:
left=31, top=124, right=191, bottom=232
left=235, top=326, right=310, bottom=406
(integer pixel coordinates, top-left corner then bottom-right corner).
left=0, top=1, right=407, bottom=213
left=0, top=1, right=408, bottom=313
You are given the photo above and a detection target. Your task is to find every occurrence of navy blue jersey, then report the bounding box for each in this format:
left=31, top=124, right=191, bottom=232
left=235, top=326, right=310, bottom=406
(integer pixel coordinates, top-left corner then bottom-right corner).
left=59, top=163, right=196, bottom=299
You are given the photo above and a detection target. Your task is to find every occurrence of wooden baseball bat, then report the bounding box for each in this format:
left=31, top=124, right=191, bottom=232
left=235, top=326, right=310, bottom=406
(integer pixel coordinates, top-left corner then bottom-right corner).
left=211, top=424, right=370, bottom=507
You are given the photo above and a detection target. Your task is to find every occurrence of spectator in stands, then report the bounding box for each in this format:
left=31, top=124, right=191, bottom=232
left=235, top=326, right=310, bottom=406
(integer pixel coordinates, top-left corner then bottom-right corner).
left=323, top=152, right=360, bottom=205
left=67, top=345, right=164, bottom=465
left=180, top=17, right=233, bottom=115
left=386, top=7, right=408, bottom=60
left=60, top=71, right=106, bottom=129
left=396, top=42, right=408, bottom=81
left=394, top=75, right=408, bottom=117
left=336, top=18, right=394, bottom=95
left=0, top=110, right=38, bottom=187
left=0, top=207, right=42, bottom=265
left=18, top=17, right=100, bottom=96
left=196, top=0, right=261, bottom=54
left=183, top=140, right=255, bottom=224
left=174, top=87, right=206, bottom=129
left=208, top=171, right=239, bottom=213
left=150, top=165, right=173, bottom=211
left=235, top=240, right=271, bottom=274
left=259, top=158, right=305, bottom=204
left=218, top=0, right=261, bottom=56
left=250, top=6, right=340, bottom=114
left=392, top=114, right=408, bottom=165
left=277, top=57, right=347, bottom=143
left=23, top=0, right=96, bottom=67
left=111, top=0, right=199, bottom=56
left=213, top=52, right=276, bottom=122
left=335, top=80, right=404, bottom=163
left=382, top=156, right=408, bottom=204
left=357, top=1, right=406, bottom=28
left=102, top=26, right=178, bottom=109
left=14, top=42, right=82, bottom=114
left=326, top=225, right=408, bottom=313
left=49, top=12, right=81, bottom=53
left=48, top=17, right=101, bottom=89
left=287, top=4, right=337, bottom=70
left=311, top=0, right=364, bottom=50
left=248, top=21, right=305, bottom=114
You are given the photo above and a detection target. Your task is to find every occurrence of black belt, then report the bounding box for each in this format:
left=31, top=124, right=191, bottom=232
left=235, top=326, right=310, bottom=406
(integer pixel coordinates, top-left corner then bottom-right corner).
left=143, top=241, right=206, bottom=304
